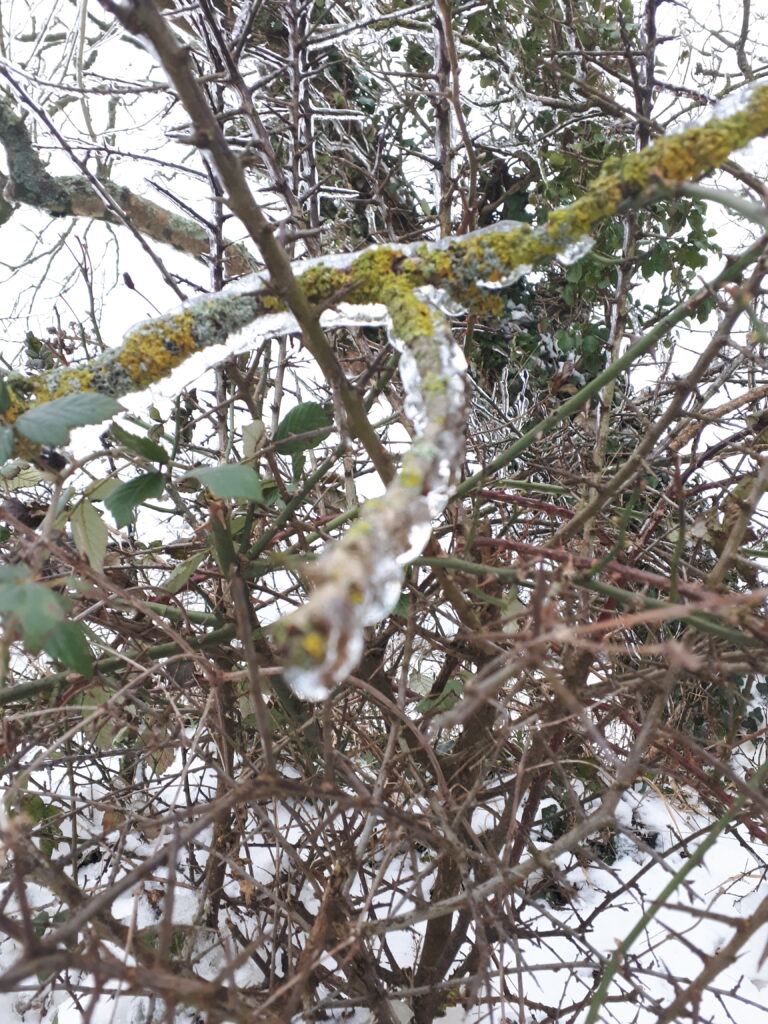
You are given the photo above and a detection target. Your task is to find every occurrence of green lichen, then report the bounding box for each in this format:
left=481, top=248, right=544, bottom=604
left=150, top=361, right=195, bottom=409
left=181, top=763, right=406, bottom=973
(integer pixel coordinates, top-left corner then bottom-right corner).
left=7, top=84, right=768, bottom=455
left=410, top=247, right=452, bottom=286
left=188, top=295, right=263, bottom=350
left=343, top=246, right=439, bottom=343
left=271, top=617, right=327, bottom=669
left=260, top=293, right=284, bottom=312
left=89, top=350, right=135, bottom=399
left=0, top=100, right=69, bottom=210
left=346, top=518, right=375, bottom=537
left=1, top=384, right=29, bottom=425
left=546, top=176, right=622, bottom=246
left=456, top=281, right=507, bottom=319
left=387, top=285, right=435, bottom=344
left=431, top=226, right=551, bottom=317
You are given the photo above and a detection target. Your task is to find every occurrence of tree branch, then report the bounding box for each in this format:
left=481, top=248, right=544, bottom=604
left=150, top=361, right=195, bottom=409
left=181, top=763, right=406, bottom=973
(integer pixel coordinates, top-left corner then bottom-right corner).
left=5, top=49, right=768, bottom=696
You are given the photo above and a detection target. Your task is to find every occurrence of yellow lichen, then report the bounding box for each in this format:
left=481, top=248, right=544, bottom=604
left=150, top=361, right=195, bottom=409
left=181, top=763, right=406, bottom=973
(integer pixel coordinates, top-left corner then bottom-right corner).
left=411, top=248, right=452, bottom=286
left=260, top=294, right=284, bottom=312
left=346, top=244, right=437, bottom=341
left=547, top=175, right=622, bottom=245
left=1, top=386, right=29, bottom=425
left=49, top=368, right=95, bottom=399
left=421, top=371, right=447, bottom=396
left=347, top=519, right=375, bottom=537
left=385, top=285, right=435, bottom=342
left=118, top=310, right=198, bottom=388
left=301, top=631, right=327, bottom=660
left=457, top=281, right=506, bottom=319
left=298, top=263, right=350, bottom=305
left=619, top=88, right=768, bottom=191
left=349, top=247, right=402, bottom=301
left=399, top=464, right=423, bottom=490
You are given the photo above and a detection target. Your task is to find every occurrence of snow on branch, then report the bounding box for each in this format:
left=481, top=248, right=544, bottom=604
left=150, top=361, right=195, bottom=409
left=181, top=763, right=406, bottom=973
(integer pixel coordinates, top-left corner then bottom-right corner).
left=3, top=82, right=768, bottom=697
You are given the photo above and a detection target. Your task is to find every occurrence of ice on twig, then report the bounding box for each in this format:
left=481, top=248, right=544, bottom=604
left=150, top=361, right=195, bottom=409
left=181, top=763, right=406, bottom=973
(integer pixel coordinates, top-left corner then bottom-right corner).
left=556, top=235, right=595, bottom=266
left=277, top=291, right=468, bottom=701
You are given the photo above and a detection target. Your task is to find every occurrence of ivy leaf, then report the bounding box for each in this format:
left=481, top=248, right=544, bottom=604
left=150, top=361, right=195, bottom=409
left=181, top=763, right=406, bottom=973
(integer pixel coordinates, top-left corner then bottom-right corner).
left=104, top=472, right=165, bottom=527
left=44, top=621, right=94, bottom=676
left=273, top=402, right=333, bottom=455
left=70, top=499, right=108, bottom=572
left=111, top=423, right=168, bottom=464
left=15, top=393, right=121, bottom=446
left=182, top=464, right=263, bottom=501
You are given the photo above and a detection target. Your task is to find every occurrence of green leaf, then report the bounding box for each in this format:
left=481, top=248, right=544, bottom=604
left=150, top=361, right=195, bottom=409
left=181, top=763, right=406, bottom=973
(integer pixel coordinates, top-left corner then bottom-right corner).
left=209, top=513, right=237, bottom=576
left=19, top=794, right=61, bottom=858
left=0, top=426, right=13, bottom=466
left=273, top=402, right=333, bottom=455
left=182, top=464, right=263, bottom=501
left=70, top=499, right=108, bottom=572
left=291, top=452, right=306, bottom=481
left=44, top=621, right=94, bottom=676
left=242, top=420, right=265, bottom=461
left=415, top=678, right=463, bottom=715
left=104, top=472, right=165, bottom=527
left=0, top=378, right=10, bottom=415
left=555, top=329, right=576, bottom=354
left=15, top=393, right=121, bottom=446
left=20, top=793, right=56, bottom=825
left=0, top=565, right=29, bottom=584
left=0, top=579, right=65, bottom=651
left=161, top=550, right=207, bottom=594
left=86, top=477, right=121, bottom=501
left=111, top=423, right=168, bottom=464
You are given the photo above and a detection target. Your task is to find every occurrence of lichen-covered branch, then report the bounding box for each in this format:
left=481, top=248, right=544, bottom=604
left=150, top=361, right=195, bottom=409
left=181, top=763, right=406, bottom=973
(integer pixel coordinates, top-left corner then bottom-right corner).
left=4, top=79, right=768, bottom=697
left=0, top=93, right=253, bottom=275
left=274, top=291, right=468, bottom=699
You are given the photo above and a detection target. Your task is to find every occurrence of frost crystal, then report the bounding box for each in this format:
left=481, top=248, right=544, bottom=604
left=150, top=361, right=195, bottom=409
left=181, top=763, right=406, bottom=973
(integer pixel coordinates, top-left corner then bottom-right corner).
left=477, top=265, right=532, bottom=290
left=399, top=514, right=433, bottom=565
left=320, top=302, right=388, bottom=330
left=556, top=235, right=595, bottom=266
left=694, top=82, right=759, bottom=126
left=414, top=284, right=466, bottom=317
